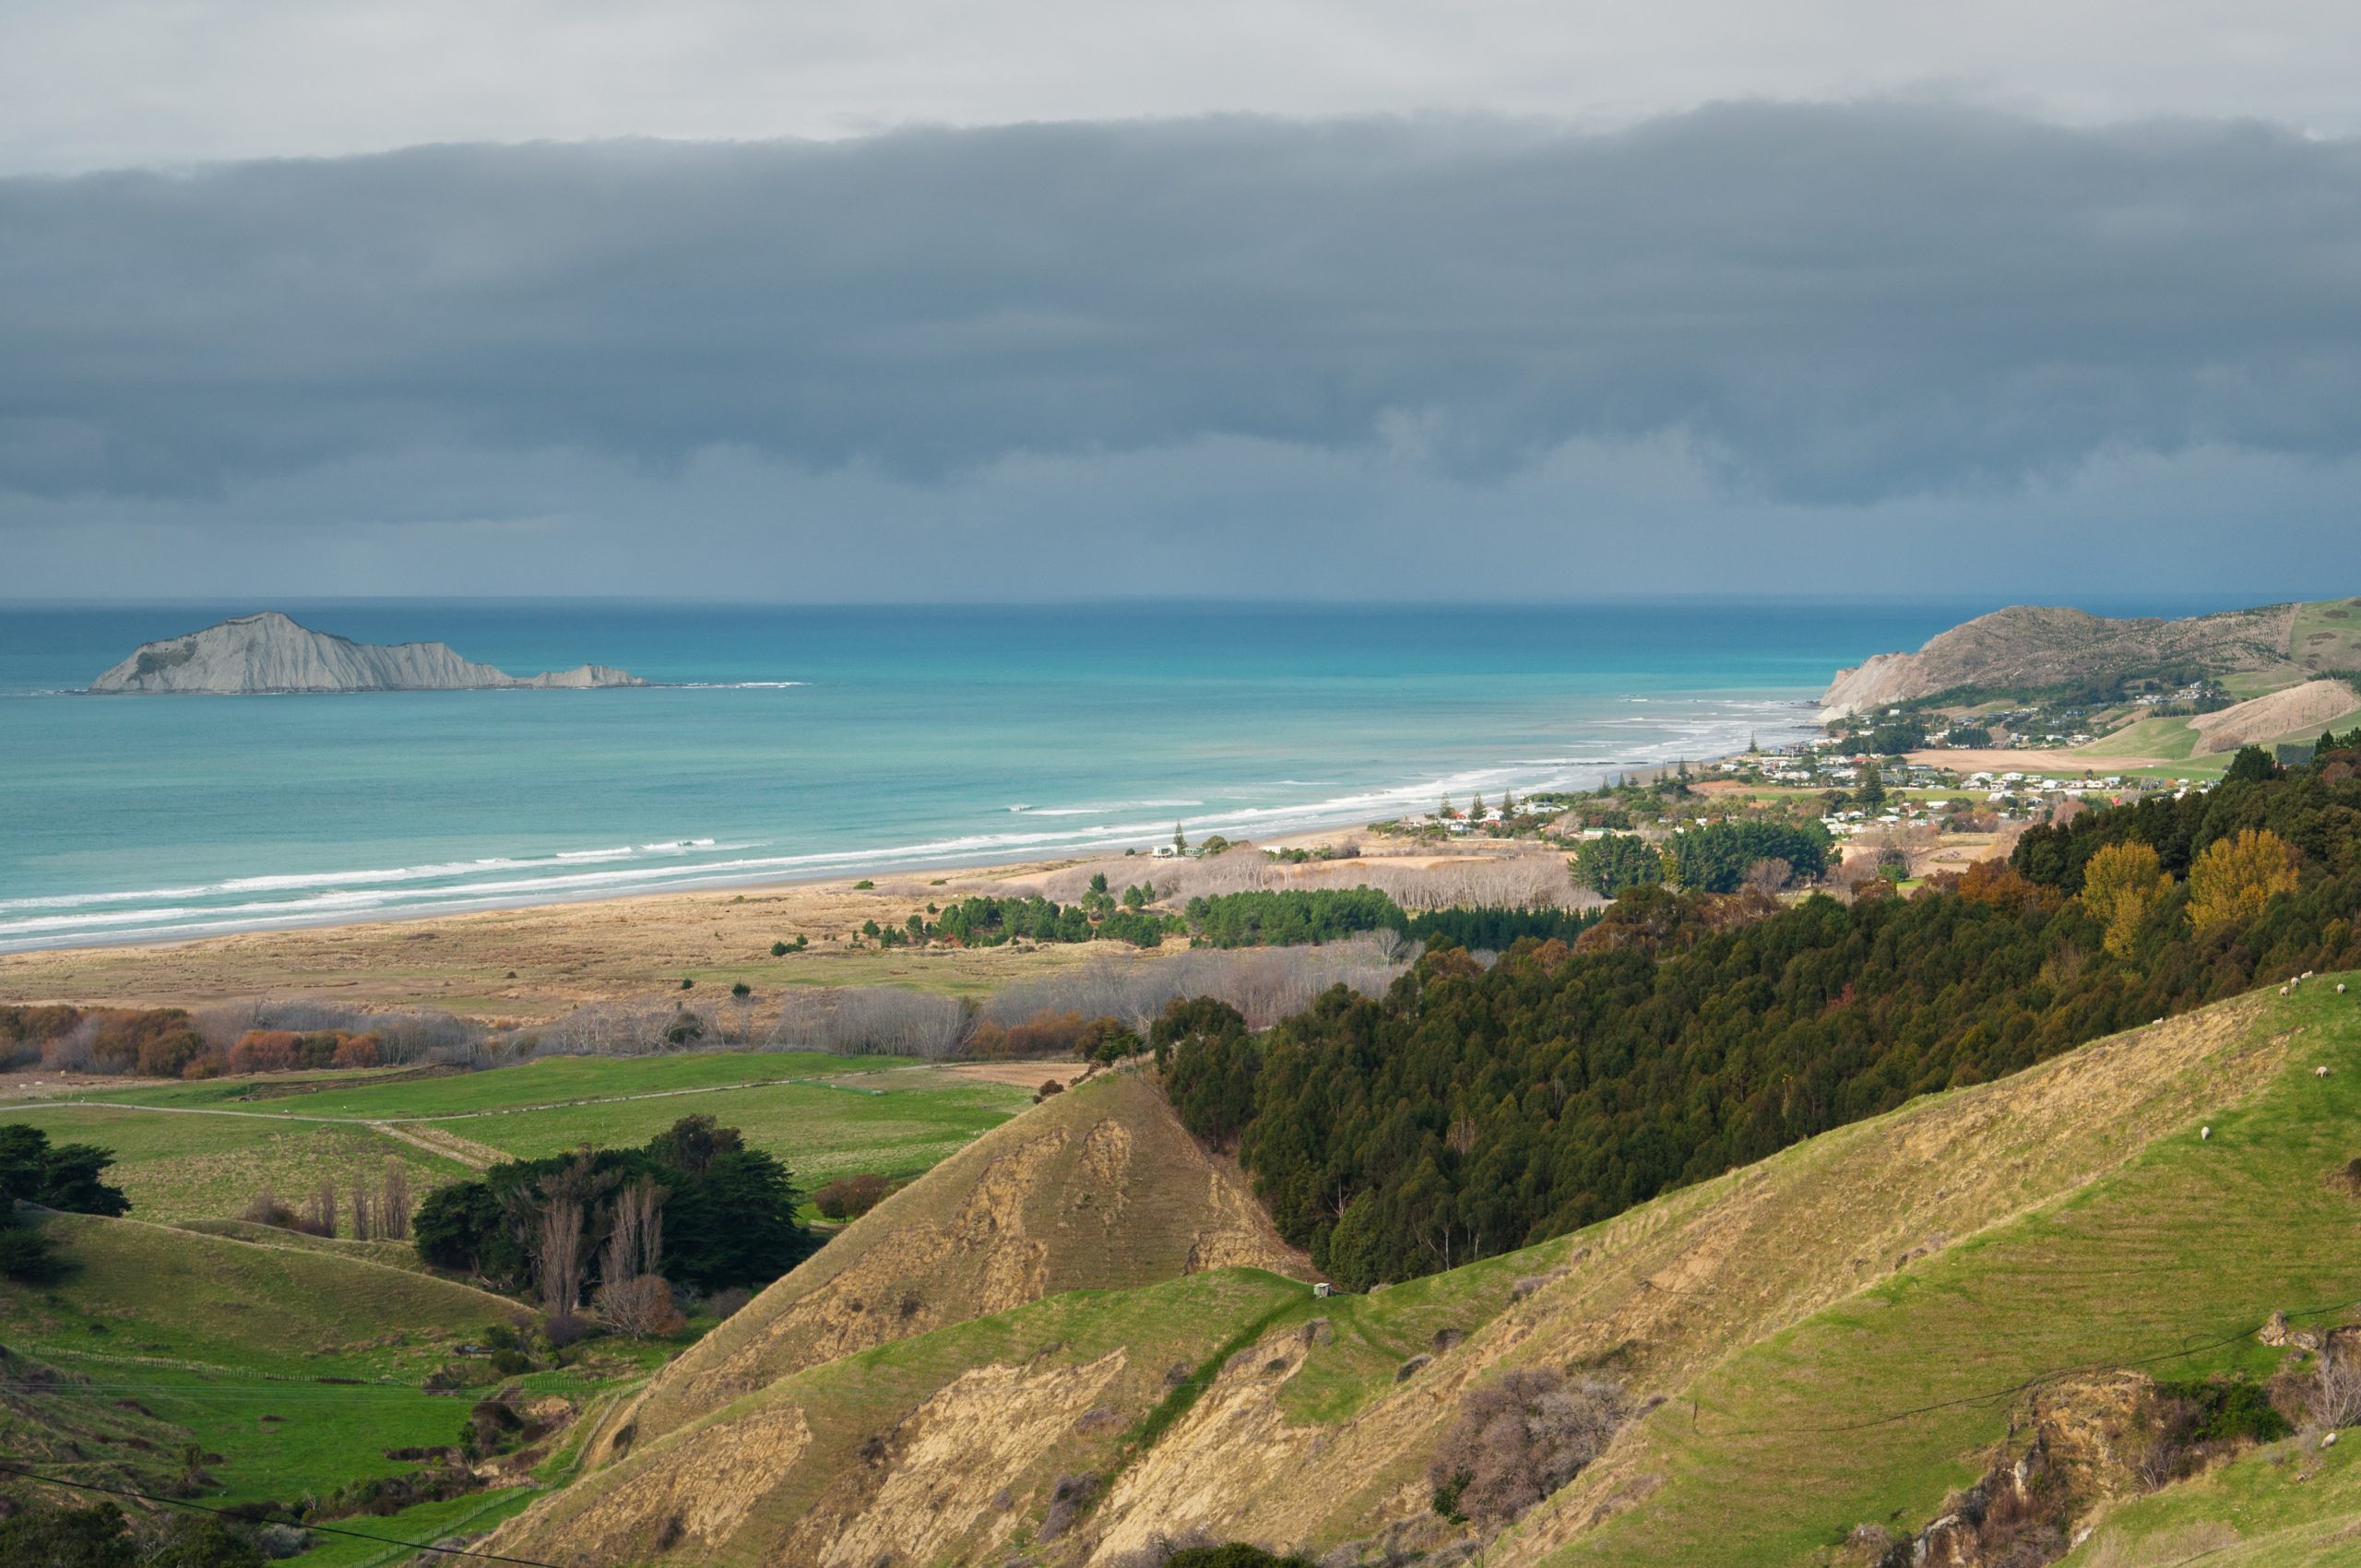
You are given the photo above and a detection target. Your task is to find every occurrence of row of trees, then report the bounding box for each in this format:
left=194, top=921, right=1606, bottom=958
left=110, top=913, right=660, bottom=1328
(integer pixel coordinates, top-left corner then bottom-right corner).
left=1162, top=736, right=2361, bottom=1289
left=1181, top=888, right=1406, bottom=946
left=934, top=885, right=1600, bottom=954
left=412, top=1115, right=813, bottom=1328
left=930, top=892, right=1179, bottom=948
left=1572, top=819, right=1832, bottom=897
left=244, top=1159, right=412, bottom=1241
left=2, top=1000, right=484, bottom=1078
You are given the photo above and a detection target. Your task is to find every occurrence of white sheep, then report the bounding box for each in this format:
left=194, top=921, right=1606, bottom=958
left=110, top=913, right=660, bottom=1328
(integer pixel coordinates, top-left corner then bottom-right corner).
left=2201, top=1126, right=2213, bottom=1141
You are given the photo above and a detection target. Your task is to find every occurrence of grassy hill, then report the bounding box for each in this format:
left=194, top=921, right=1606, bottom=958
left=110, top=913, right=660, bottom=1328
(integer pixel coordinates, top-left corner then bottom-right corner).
left=1825, top=596, right=2361, bottom=726
left=0, top=1212, right=544, bottom=1565
left=601, top=1067, right=1309, bottom=1464
left=2292, top=598, right=2361, bottom=677
left=482, top=976, right=2361, bottom=1567
left=1, top=1051, right=1030, bottom=1224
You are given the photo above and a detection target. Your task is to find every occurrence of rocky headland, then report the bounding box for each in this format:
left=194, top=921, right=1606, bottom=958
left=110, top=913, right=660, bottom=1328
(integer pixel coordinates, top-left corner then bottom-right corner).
left=1820, top=600, right=2300, bottom=718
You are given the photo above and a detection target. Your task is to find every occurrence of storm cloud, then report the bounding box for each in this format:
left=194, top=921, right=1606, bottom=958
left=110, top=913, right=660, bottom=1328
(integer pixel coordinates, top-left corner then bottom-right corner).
left=6, top=102, right=2361, bottom=596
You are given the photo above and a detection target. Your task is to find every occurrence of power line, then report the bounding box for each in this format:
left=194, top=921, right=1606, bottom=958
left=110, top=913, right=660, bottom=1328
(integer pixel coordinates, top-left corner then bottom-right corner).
left=0, top=1462, right=562, bottom=1568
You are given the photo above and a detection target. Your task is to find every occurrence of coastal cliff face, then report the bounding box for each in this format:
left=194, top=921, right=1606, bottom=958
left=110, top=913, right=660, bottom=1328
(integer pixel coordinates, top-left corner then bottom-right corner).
left=1820, top=601, right=2297, bottom=718
left=88, top=612, right=647, bottom=694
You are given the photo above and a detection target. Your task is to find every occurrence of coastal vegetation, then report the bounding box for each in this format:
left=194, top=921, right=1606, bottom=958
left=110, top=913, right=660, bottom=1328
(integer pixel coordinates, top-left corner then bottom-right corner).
left=1165, top=730, right=2361, bottom=1289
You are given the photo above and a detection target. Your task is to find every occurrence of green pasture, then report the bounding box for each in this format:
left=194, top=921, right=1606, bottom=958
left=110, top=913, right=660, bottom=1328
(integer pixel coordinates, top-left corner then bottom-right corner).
left=1546, top=974, right=2361, bottom=1567
left=1, top=1051, right=1030, bottom=1224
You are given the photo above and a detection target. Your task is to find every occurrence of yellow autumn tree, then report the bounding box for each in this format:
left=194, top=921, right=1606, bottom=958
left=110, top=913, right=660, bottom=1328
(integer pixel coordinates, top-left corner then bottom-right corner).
left=2187, top=828, right=2300, bottom=930
left=2079, top=840, right=2173, bottom=957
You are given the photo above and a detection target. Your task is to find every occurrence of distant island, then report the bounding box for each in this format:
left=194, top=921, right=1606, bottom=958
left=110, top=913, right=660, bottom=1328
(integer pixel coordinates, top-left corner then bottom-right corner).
left=87, top=612, right=647, bottom=695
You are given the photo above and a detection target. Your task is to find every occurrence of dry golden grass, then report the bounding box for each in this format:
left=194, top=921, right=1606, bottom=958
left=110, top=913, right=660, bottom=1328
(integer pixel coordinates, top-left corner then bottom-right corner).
left=0, top=860, right=1135, bottom=1019
left=601, top=1068, right=1307, bottom=1465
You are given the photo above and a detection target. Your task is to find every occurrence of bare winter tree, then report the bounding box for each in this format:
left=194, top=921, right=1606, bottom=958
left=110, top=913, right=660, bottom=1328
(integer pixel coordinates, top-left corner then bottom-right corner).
left=508, top=1154, right=619, bottom=1324
left=378, top=1159, right=412, bottom=1241
left=601, top=1177, right=669, bottom=1284
left=349, top=1178, right=374, bottom=1242
left=1427, top=1368, right=1629, bottom=1526
left=2311, top=1343, right=2361, bottom=1432
left=303, top=1181, right=338, bottom=1239
left=594, top=1275, right=686, bottom=1338
left=539, top=1197, right=585, bottom=1319
left=590, top=1174, right=680, bottom=1338
left=768, top=987, right=968, bottom=1059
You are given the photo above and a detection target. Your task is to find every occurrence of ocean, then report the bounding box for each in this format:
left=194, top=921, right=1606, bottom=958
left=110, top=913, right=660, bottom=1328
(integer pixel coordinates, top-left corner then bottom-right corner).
left=0, top=600, right=2205, bottom=953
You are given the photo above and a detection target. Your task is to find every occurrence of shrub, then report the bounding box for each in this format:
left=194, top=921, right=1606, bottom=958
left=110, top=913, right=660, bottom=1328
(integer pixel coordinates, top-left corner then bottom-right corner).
left=1163, top=1548, right=1315, bottom=1568
left=967, top=1009, right=1113, bottom=1059
left=331, top=1035, right=381, bottom=1070
left=135, top=1028, right=208, bottom=1078
left=228, top=1031, right=299, bottom=1075
left=1039, top=1472, right=1102, bottom=1541
left=1427, top=1368, right=1627, bottom=1526
left=463, top=1396, right=526, bottom=1458
left=595, top=1274, right=687, bottom=1338
left=706, top=1286, right=754, bottom=1320
left=2309, top=1343, right=2361, bottom=1431
left=813, top=1173, right=890, bottom=1221
left=0, top=1226, right=69, bottom=1284
left=88, top=1008, right=203, bottom=1075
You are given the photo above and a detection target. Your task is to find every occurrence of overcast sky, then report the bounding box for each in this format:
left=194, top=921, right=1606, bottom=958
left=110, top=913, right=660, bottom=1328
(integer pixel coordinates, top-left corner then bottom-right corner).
left=7, top=3, right=2360, bottom=600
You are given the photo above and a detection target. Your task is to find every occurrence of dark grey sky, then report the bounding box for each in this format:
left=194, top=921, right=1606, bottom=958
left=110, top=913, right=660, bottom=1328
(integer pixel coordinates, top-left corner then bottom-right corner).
left=8, top=102, right=2361, bottom=599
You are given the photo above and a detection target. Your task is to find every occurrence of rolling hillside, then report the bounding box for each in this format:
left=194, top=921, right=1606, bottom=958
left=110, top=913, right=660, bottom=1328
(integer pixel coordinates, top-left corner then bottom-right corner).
left=487, top=977, right=2361, bottom=1566
left=0, top=1214, right=540, bottom=1564
left=599, top=1068, right=1308, bottom=1464
left=1822, top=595, right=2361, bottom=719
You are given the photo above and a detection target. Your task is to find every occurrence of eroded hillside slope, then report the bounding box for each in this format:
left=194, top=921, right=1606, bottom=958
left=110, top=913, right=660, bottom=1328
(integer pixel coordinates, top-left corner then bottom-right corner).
left=491, top=981, right=2357, bottom=1567
left=1506, top=977, right=2361, bottom=1566
left=596, top=1068, right=1306, bottom=1463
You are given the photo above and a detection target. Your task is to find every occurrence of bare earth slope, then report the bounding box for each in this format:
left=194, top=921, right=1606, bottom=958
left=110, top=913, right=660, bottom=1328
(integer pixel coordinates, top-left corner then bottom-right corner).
left=1821, top=601, right=2297, bottom=717
left=595, top=1068, right=1307, bottom=1465
left=87, top=611, right=644, bottom=693
left=492, top=983, right=2345, bottom=1567
left=2190, top=677, right=2361, bottom=754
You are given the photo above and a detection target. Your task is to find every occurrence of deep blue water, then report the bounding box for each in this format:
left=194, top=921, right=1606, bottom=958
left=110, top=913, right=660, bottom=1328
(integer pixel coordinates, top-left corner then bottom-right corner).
left=0, top=600, right=2225, bottom=951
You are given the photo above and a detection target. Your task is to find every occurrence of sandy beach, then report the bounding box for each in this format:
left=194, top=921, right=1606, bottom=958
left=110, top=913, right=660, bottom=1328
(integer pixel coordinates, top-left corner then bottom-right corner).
left=0, top=825, right=1566, bottom=1018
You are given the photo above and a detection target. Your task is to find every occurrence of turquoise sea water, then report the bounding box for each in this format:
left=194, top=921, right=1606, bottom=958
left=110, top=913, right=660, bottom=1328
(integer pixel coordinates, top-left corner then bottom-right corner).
left=0, top=600, right=2204, bottom=952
